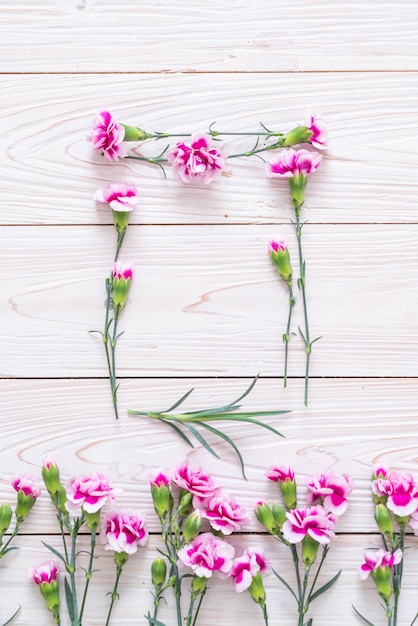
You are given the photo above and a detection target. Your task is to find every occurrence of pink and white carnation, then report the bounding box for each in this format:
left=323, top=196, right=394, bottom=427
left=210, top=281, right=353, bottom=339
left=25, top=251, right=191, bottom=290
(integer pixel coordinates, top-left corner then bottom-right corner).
left=95, top=182, right=139, bottom=212
left=166, top=134, right=226, bottom=184
left=282, top=505, right=337, bottom=545
left=148, top=468, right=170, bottom=488
left=231, top=546, right=270, bottom=593
left=266, top=465, right=295, bottom=483
left=29, top=560, right=60, bottom=585
left=200, top=492, right=248, bottom=535
left=267, top=148, right=322, bottom=179
left=87, top=110, right=127, bottom=161
left=359, top=548, right=402, bottom=580
left=306, top=472, right=353, bottom=515
left=268, top=238, right=288, bottom=255
left=178, top=532, right=235, bottom=578
left=65, top=472, right=118, bottom=514
left=112, top=260, right=134, bottom=282
left=11, top=473, right=41, bottom=499
left=100, top=509, right=148, bottom=554
left=372, top=468, right=418, bottom=517
left=305, top=112, right=328, bottom=149
left=171, top=463, right=219, bottom=506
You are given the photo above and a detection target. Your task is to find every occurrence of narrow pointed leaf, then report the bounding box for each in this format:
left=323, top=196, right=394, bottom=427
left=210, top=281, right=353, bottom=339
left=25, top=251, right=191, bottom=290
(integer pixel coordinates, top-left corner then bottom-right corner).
left=272, top=569, right=298, bottom=602
left=0, top=546, right=19, bottom=556
left=194, top=420, right=247, bottom=479
left=164, top=388, right=195, bottom=413
left=352, top=605, right=376, bottom=626
left=161, top=419, right=195, bottom=448
left=2, top=605, right=20, bottom=625
left=227, top=374, right=260, bottom=405
left=190, top=414, right=285, bottom=437
left=309, top=570, right=341, bottom=602
left=42, top=541, right=66, bottom=564
left=64, top=578, right=75, bottom=623
left=145, top=616, right=168, bottom=626
left=180, top=422, right=220, bottom=460
left=304, top=620, right=313, bottom=626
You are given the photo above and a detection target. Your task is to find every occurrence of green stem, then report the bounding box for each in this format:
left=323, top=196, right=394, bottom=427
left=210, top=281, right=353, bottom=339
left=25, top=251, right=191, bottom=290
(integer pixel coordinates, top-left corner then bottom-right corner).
left=227, top=137, right=286, bottom=160
left=102, top=275, right=119, bottom=420
left=393, top=528, right=405, bottom=626
left=290, top=545, right=304, bottom=623
left=0, top=524, right=20, bottom=557
left=294, top=206, right=311, bottom=406
left=78, top=532, right=96, bottom=622
left=105, top=565, right=123, bottom=626
left=70, top=530, right=79, bottom=622
left=191, top=590, right=207, bottom=626
left=306, top=546, right=328, bottom=606
left=283, top=284, right=295, bottom=387
left=261, top=603, right=269, bottom=626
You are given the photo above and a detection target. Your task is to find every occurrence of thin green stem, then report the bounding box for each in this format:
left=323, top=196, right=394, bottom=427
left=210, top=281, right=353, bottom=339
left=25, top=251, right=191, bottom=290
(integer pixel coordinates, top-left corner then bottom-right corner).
left=393, top=527, right=405, bottom=626
left=78, top=531, right=96, bottom=623
left=283, top=284, right=295, bottom=387
left=69, top=530, right=79, bottom=622
left=0, top=524, right=20, bottom=557
left=191, top=590, right=207, bottom=626
left=306, top=546, right=328, bottom=605
left=109, top=308, right=121, bottom=419
left=290, top=545, right=304, bottom=622
left=294, top=206, right=311, bottom=406
left=261, top=603, right=269, bottom=626
left=105, top=564, right=123, bottom=626
left=228, top=138, right=285, bottom=160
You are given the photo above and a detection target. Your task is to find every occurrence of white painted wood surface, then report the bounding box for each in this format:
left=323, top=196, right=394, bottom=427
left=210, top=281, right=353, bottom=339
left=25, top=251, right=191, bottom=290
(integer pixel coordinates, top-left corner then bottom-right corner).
left=1, top=1, right=418, bottom=624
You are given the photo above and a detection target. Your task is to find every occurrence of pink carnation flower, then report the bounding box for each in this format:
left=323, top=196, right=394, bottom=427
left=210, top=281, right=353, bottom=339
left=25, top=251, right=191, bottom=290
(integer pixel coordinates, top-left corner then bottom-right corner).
left=268, top=237, right=288, bottom=255
left=372, top=469, right=418, bottom=517
left=65, top=472, right=117, bottom=514
left=29, top=560, right=60, bottom=585
left=113, top=260, right=134, bottom=281
left=267, top=148, right=322, bottom=179
left=171, top=463, right=219, bottom=506
left=87, top=110, right=127, bottom=161
left=178, top=532, right=235, bottom=578
left=305, top=112, right=328, bottom=149
left=359, top=548, right=402, bottom=580
left=231, top=546, right=270, bottom=593
left=100, top=509, right=148, bottom=554
left=266, top=465, right=295, bottom=483
left=95, top=182, right=139, bottom=212
left=11, top=473, right=41, bottom=499
left=306, top=472, right=353, bottom=515
left=148, top=468, right=170, bottom=488
left=200, top=492, right=248, bottom=535
left=282, top=505, right=337, bottom=545
left=166, top=134, right=226, bottom=184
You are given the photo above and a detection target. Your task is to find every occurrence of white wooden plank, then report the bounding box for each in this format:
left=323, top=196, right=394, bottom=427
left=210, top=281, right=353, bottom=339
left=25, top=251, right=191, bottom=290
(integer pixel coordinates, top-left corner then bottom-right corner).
left=1, top=378, right=417, bottom=534
left=1, top=73, right=418, bottom=225
left=1, top=1, right=418, bottom=72
left=1, top=224, right=417, bottom=377
left=2, top=534, right=418, bottom=625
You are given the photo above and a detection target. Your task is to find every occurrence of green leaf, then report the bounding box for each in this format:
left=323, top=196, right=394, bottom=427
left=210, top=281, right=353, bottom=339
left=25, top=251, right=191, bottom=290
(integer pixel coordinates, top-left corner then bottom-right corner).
left=1, top=605, right=20, bottom=625
left=144, top=616, right=167, bottom=626
left=272, top=569, right=298, bottom=603
left=309, top=570, right=341, bottom=602
left=161, top=419, right=195, bottom=448
left=194, top=414, right=285, bottom=438
left=195, top=420, right=247, bottom=479
left=0, top=546, right=19, bottom=557
left=64, top=578, right=75, bottom=623
left=352, top=605, right=376, bottom=626
left=181, top=422, right=220, bottom=460
left=304, top=620, right=313, bottom=626
left=164, top=387, right=195, bottom=413
left=42, top=541, right=66, bottom=563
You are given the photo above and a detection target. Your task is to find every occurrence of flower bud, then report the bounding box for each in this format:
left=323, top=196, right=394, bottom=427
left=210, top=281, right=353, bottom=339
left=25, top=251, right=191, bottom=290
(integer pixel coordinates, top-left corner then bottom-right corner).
left=375, top=504, right=393, bottom=538
left=42, top=457, right=62, bottom=497
left=121, top=123, right=152, bottom=143
left=150, top=482, right=172, bottom=522
left=247, top=572, right=266, bottom=606
left=255, top=501, right=280, bottom=535
left=112, top=261, right=133, bottom=310
left=177, top=491, right=193, bottom=518
left=15, top=491, right=37, bottom=524
left=268, top=238, right=293, bottom=285
left=183, top=510, right=203, bottom=544
left=302, top=534, right=320, bottom=566
left=151, top=557, right=167, bottom=587
left=0, top=503, right=12, bottom=537
left=29, top=561, right=60, bottom=615
left=271, top=502, right=287, bottom=527
left=279, top=478, right=297, bottom=511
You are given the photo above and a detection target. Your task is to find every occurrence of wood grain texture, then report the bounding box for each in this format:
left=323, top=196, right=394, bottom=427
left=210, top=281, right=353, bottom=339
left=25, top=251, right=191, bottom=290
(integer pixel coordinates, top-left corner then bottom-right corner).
left=1, top=224, right=417, bottom=377
left=1, top=378, right=417, bottom=534
left=1, top=535, right=418, bottom=625
left=1, top=1, right=418, bottom=72
left=1, top=72, right=418, bottom=226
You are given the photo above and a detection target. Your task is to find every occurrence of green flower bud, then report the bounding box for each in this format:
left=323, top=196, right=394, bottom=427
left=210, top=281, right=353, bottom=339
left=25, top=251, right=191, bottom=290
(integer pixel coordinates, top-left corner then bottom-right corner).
left=177, top=491, right=193, bottom=518
left=375, top=504, right=393, bottom=537
left=282, top=125, right=314, bottom=148
left=271, top=502, right=287, bottom=527
left=41, top=458, right=63, bottom=497
left=301, top=534, right=320, bottom=566
left=121, top=123, right=153, bottom=143
left=0, top=503, right=12, bottom=537
left=112, top=261, right=133, bottom=310
left=15, top=491, right=37, bottom=524
left=150, top=483, right=172, bottom=522
left=247, top=572, right=266, bottom=607
left=183, top=510, right=203, bottom=544
left=255, top=502, right=281, bottom=535
left=268, top=238, right=293, bottom=285
left=151, top=557, right=167, bottom=587
left=40, top=580, right=60, bottom=615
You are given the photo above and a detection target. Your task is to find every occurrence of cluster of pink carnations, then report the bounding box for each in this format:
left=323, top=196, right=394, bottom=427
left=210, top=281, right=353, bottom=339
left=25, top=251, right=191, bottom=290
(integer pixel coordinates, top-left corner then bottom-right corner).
left=355, top=465, right=418, bottom=625
left=147, top=462, right=271, bottom=626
